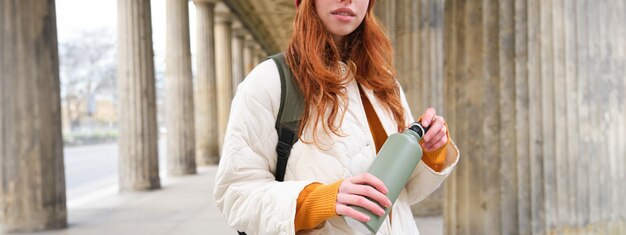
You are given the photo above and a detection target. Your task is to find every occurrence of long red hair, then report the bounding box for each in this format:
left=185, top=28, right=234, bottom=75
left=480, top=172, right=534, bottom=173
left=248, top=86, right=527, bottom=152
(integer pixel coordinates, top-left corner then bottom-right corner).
left=285, top=0, right=405, bottom=142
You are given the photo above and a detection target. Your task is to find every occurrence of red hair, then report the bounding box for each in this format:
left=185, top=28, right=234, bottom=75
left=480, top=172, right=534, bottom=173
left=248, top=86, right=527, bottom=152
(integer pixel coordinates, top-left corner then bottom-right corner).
left=285, top=0, right=406, bottom=143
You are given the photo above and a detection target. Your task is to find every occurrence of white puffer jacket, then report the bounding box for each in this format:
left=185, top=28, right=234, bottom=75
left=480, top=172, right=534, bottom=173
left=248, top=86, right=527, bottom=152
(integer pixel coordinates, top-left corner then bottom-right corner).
left=214, top=59, right=459, bottom=235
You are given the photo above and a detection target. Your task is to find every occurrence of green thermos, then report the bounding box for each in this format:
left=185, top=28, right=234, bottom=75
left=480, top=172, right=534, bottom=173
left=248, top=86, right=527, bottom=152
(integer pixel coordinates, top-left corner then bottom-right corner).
left=345, top=122, right=429, bottom=234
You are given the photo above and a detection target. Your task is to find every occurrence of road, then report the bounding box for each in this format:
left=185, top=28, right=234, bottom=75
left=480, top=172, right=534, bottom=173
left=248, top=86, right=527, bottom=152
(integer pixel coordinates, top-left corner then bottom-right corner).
left=63, top=139, right=166, bottom=200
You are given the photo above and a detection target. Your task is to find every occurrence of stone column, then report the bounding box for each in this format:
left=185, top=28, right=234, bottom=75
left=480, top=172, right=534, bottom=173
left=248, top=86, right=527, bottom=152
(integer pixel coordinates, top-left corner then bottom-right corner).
left=254, top=45, right=266, bottom=66
left=394, top=0, right=445, bottom=117
left=251, top=44, right=262, bottom=69
left=193, top=0, right=219, bottom=166
left=243, top=35, right=255, bottom=75
left=166, top=0, right=196, bottom=175
left=214, top=3, right=233, bottom=151
left=444, top=0, right=626, bottom=234
left=231, top=20, right=245, bottom=95
left=0, top=0, right=67, bottom=232
left=373, top=0, right=396, bottom=48
left=390, top=0, right=446, bottom=216
left=117, top=0, right=161, bottom=190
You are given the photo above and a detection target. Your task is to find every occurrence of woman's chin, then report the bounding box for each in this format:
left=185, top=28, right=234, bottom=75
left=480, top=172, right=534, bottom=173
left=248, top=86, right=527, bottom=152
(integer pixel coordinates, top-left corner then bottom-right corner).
left=329, top=28, right=356, bottom=39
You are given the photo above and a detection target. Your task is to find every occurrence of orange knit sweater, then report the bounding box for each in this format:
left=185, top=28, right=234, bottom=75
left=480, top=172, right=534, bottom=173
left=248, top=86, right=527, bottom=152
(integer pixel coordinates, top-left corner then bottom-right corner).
left=294, top=88, right=450, bottom=232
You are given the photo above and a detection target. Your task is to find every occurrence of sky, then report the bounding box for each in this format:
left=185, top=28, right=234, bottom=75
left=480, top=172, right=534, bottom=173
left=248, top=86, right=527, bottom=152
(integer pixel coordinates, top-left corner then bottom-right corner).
left=56, top=0, right=119, bottom=41
left=56, top=0, right=199, bottom=74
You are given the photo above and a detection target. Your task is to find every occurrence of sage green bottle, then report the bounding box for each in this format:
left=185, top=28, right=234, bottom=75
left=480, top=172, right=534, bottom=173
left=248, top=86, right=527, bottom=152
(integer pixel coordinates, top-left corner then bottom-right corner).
left=345, top=122, right=428, bottom=234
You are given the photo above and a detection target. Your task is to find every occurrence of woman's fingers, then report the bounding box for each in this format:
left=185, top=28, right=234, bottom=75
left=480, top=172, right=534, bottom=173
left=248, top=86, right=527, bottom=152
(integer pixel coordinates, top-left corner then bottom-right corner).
left=336, top=204, right=370, bottom=223
left=423, top=116, right=443, bottom=142
left=421, top=108, right=436, bottom=127
left=350, top=184, right=392, bottom=208
left=336, top=173, right=392, bottom=221
left=417, top=107, right=449, bottom=152
left=425, top=133, right=448, bottom=152
left=424, top=122, right=446, bottom=149
left=341, top=174, right=391, bottom=208
left=349, top=173, right=388, bottom=195
left=337, top=193, right=386, bottom=216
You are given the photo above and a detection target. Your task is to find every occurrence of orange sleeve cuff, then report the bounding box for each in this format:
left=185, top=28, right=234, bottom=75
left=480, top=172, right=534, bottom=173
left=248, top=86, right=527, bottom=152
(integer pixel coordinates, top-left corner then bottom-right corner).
left=295, top=180, right=343, bottom=232
left=417, top=116, right=450, bottom=172
left=421, top=135, right=449, bottom=172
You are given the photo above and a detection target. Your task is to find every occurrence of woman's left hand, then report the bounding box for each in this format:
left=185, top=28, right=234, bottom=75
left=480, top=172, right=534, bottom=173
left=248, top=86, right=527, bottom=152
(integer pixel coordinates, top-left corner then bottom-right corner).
left=419, top=108, right=448, bottom=152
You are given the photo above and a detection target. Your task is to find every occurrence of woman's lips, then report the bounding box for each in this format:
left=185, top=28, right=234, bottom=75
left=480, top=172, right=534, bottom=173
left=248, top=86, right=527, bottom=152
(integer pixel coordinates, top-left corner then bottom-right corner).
left=331, top=8, right=356, bottom=22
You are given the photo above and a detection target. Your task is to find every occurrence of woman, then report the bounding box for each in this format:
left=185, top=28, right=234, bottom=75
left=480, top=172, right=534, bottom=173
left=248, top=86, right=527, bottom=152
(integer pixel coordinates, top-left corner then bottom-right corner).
left=214, top=0, right=459, bottom=234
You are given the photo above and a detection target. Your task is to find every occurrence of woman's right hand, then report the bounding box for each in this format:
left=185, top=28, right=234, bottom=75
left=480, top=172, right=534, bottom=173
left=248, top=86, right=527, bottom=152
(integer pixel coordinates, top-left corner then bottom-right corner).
left=335, top=173, right=392, bottom=222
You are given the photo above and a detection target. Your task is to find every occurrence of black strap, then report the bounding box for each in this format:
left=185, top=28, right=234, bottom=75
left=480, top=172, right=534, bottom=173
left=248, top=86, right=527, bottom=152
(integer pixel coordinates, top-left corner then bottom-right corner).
left=237, top=53, right=303, bottom=235
left=275, top=126, right=297, bottom=182
left=267, top=53, right=303, bottom=182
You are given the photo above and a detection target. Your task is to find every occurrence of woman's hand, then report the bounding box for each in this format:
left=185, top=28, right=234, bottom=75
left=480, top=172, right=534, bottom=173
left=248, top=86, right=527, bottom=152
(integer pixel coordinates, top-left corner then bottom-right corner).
left=419, top=107, right=448, bottom=152
left=335, top=173, right=392, bottom=222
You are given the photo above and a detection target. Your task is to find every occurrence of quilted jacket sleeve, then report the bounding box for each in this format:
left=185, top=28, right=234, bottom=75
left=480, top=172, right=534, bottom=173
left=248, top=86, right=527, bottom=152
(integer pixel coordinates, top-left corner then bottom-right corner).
left=396, top=83, right=460, bottom=205
left=213, top=60, right=314, bottom=235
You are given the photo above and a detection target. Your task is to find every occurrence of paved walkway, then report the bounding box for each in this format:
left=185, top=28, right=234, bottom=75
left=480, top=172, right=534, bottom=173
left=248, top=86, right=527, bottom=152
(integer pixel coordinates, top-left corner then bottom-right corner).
left=30, top=166, right=442, bottom=235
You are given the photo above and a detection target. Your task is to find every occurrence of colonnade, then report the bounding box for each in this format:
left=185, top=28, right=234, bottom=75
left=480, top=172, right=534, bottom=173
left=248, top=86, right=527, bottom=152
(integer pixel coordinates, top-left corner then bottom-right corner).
left=2, top=0, right=624, bottom=234
left=0, top=0, right=267, bottom=232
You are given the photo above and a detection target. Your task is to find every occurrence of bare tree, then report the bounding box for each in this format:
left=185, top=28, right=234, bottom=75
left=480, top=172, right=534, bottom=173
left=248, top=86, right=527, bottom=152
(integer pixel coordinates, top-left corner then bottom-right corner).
left=59, top=28, right=116, bottom=131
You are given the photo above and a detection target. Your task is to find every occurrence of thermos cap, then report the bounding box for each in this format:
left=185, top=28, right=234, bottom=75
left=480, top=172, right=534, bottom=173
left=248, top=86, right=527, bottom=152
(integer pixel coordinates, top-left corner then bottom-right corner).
left=408, top=122, right=428, bottom=138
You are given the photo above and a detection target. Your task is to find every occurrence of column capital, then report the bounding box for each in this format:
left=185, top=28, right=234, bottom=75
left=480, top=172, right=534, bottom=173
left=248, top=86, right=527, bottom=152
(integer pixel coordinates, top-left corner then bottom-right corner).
left=215, top=3, right=232, bottom=23
left=215, top=13, right=232, bottom=24
left=244, top=35, right=257, bottom=49
left=192, top=0, right=218, bottom=5
left=255, top=45, right=266, bottom=55
left=231, top=20, right=247, bottom=38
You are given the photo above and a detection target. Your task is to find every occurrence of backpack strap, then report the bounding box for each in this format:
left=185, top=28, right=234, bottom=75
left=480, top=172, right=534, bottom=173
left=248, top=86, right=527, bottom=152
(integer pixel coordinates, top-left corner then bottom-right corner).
left=266, top=53, right=304, bottom=182
left=236, top=54, right=304, bottom=235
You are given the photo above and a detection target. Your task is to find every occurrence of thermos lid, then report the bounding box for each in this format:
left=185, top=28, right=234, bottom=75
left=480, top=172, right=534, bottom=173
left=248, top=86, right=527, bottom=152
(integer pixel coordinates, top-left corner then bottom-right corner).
left=408, top=122, right=428, bottom=138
